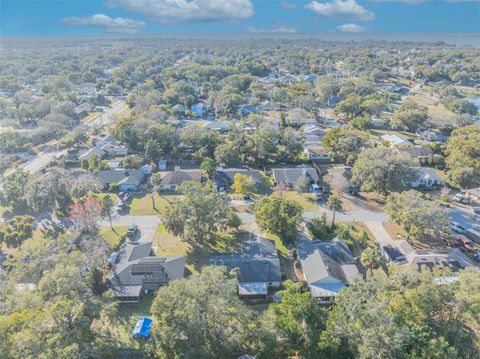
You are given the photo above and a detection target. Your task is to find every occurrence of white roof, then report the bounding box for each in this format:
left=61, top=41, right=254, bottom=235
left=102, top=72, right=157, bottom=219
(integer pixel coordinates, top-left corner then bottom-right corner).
left=382, top=134, right=413, bottom=146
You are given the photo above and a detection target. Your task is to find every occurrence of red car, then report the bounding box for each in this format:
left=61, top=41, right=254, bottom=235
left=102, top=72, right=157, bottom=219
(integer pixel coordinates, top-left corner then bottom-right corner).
left=456, top=235, right=476, bottom=252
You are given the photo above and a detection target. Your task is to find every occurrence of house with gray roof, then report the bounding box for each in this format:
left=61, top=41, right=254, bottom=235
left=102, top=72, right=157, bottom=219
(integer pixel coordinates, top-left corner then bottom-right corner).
left=411, top=167, right=442, bottom=188
left=96, top=169, right=145, bottom=191
left=272, top=166, right=319, bottom=188
left=214, top=168, right=261, bottom=191
left=397, top=146, right=433, bottom=164
left=159, top=168, right=204, bottom=190
left=108, top=241, right=186, bottom=303
left=209, top=237, right=282, bottom=298
left=296, top=238, right=360, bottom=303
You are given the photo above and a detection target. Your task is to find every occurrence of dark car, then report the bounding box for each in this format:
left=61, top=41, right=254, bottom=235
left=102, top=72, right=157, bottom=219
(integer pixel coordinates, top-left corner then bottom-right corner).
left=127, top=223, right=138, bottom=239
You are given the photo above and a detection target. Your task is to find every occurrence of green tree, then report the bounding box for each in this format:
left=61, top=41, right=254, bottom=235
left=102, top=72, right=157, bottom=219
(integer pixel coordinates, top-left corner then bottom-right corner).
left=101, top=195, right=114, bottom=230
left=321, top=269, right=480, bottom=358
left=149, top=172, right=163, bottom=210
left=200, top=157, right=217, bottom=180
left=306, top=213, right=334, bottom=240
left=327, top=191, right=343, bottom=227
left=391, top=99, right=428, bottom=132
left=163, top=182, right=240, bottom=246
left=266, top=280, right=327, bottom=358
left=386, top=190, right=450, bottom=240
left=255, top=196, right=303, bottom=243
left=0, top=169, right=29, bottom=208
left=360, top=247, right=383, bottom=274
left=352, top=148, right=417, bottom=194
left=0, top=215, right=35, bottom=249
left=150, top=266, right=275, bottom=358
left=444, top=124, right=480, bottom=188
left=231, top=173, right=255, bottom=196
left=322, top=127, right=368, bottom=164
left=214, top=142, right=242, bottom=167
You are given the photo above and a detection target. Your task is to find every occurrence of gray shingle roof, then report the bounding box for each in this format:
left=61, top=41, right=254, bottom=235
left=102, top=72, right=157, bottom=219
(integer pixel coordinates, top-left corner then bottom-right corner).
left=109, top=241, right=186, bottom=297
left=272, top=167, right=319, bottom=185
left=296, top=238, right=360, bottom=286
left=96, top=169, right=144, bottom=188
left=160, top=169, right=204, bottom=186
left=209, top=237, right=281, bottom=284
left=214, top=168, right=261, bottom=189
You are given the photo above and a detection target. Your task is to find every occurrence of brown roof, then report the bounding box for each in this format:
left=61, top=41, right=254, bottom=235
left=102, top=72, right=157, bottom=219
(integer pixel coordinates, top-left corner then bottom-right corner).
left=397, top=146, right=433, bottom=158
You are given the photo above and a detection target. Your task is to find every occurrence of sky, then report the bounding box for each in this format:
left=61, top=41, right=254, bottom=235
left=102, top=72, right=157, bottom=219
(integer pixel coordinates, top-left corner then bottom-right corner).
left=1, top=0, right=479, bottom=36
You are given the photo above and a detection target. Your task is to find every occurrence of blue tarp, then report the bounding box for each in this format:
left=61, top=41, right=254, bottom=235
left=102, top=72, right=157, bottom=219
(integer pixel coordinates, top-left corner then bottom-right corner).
left=132, top=317, right=152, bottom=338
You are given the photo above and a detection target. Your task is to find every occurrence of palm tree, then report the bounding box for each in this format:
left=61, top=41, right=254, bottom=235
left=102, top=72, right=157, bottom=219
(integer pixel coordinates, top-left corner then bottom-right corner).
left=360, top=247, right=383, bottom=274
left=150, top=173, right=163, bottom=211
left=101, top=195, right=114, bottom=230
left=327, top=191, right=343, bottom=227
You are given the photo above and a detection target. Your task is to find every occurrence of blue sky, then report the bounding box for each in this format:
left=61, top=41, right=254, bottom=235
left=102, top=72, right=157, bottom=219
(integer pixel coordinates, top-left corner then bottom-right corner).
left=1, top=0, right=479, bottom=36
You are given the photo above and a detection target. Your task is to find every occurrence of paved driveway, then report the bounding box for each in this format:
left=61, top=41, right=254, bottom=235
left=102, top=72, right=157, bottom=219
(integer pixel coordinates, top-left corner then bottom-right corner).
left=100, top=214, right=160, bottom=242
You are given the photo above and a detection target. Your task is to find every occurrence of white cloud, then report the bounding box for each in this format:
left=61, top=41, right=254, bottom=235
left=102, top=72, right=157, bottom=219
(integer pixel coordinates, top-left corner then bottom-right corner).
left=281, top=1, right=298, bottom=8
left=246, top=25, right=298, bottom=33
left=337, top=23, right=366, bottom=33
left=61, top=13, right=145, bottom=33
left=105, top=0, right=254, bottom=23
left=306, top=0, right=375, bottom=21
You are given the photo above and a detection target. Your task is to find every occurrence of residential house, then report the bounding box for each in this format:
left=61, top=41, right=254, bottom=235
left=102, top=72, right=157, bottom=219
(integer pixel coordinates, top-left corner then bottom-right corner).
left=304, top=146, right=330, bottom=162
left=465, top=188, right=480, bottom=204
left=203, top=120, right=234, bottom=133
left=74, top=103, right=93, bottom=117
left=279, top=74, right=299, bottom=84
left=417, top=129, right=449, bottom=143
left=209, top=237, right=282, bottom=298
left=382, top=241, right=476, bottom=271
left=411, top=167, right=442, bottom=188
left=96, top=169, right=145, bottom=191
left=94, top=134, right=113, bottom=148
left=272, top=167, right=319, bottom=188
left=239, top=104, right=259, bottom=117
left=214, top=168, right=261, bottom=191
left=303, top=124, right=326, bottom=138
left=100, top=143, right=128, bottom=157
left=190, top=103, right=206, bottom=117
left=108, top=241, right=186, bottom=303
left=77, top=82, right=97, bottom=97
left=159, top=168, right=204, bottom=190
left=78, top=147, right=106, bottom=162
left=296, top=238, right=361, bottom=303
left=397, top=146, right=433, bottom=164
left=382, top=134, right=414, bottom=148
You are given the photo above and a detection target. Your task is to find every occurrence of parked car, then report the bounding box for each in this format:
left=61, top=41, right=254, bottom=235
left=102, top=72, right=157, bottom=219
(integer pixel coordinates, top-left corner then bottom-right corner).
left=453, top=194, right=463, bottom=203
left=450, top=221, right=466, bottom=233
left=472, top=207, right=480, bottom=214
left=473, top=251, right=480, bottom=262
left=127, top=223, right=138, bottom=239
left=116, top=202, right=125, bottom=214
left=456, top=236, right=475, bottom=251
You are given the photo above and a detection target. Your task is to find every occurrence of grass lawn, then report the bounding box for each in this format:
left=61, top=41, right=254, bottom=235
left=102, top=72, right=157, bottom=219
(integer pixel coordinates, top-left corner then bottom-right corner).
left=383, top=222, right=407, bottom=241
left=128, top=192, right=182, bottom=215
left=357, top=192, right=387, bottom=211
left=92, top=192, right=119, bottom=202
left=348, top=222, right=376, bottom=245
left=100, top=226, right=128, bottom=249
left=265, top=233, right=294, bottom=280
left=272, top=190, right=318, bottom=211
left=153, top=225, right=190, bottom=257
left=81, top=112, right=101, bottom=123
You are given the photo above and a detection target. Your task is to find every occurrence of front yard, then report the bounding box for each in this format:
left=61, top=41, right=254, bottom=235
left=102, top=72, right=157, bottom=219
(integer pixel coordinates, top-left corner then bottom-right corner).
left=271, top=190, right=319, bottom=211
left=128, top=192, right=182, bottom=215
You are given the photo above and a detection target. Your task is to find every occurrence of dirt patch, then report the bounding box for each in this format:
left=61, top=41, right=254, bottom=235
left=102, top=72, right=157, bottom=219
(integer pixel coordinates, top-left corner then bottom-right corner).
left=357, top=192, right=387, bottom=211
